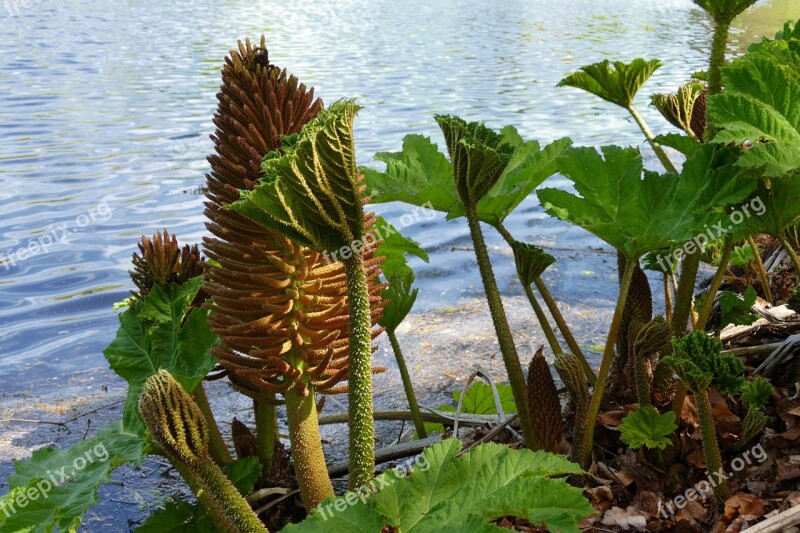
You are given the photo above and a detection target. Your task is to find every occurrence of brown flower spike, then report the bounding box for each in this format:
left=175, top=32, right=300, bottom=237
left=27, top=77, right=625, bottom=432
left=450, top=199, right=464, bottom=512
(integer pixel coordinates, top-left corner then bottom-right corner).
left=202, top=37, right=385, bottom=398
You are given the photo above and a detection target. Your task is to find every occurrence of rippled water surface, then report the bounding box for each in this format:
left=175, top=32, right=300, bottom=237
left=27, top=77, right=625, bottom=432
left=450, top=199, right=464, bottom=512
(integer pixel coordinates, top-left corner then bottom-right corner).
left=0, top=0, right=797, bottom=387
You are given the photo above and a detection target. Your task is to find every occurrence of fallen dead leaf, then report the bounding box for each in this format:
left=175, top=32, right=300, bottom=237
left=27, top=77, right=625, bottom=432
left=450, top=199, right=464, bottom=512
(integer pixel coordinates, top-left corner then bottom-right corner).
left=724, top=493, right=766, bottom=521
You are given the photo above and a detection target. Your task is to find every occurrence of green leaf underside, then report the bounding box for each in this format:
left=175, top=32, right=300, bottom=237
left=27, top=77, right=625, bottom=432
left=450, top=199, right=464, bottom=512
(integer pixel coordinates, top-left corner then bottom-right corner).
left=537, top=144, right=754, bottom=259
left=381, top=268, right=419, bottom=332
left=136, top=458, right=262, bottom=532
left=691, top=0, right=759, bottom=23
left=653, top=133, right=702, bottom=157
left=740, top=173, right=800, bottom=237
left=283, top=439, right=591, bottom=533
left=229, top=100, right=365, bottom=253
left=619, top=406, right=677, bottom=450
left=558, top=59, right=662, bottom=109
left=363, top=132, right=569, bottom=226
left=719, top=286, right=759, bottom=327
left=709, top=41, right=800, bottom=177
left=0, top=423, right=144, bottom=533
left=374, top=216, right=430, bottom=280
left=102, top=276, right=218, bottom=433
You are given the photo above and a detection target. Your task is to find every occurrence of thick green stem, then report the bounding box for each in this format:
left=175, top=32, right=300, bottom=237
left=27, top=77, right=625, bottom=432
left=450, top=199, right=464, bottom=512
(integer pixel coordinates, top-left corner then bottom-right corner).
left=523, top=283, right=563, bottom=356
left=747, top=235, right=772, bottom=304
left=695, top=389, right=730, bottom=503
left=627, top=105, right=678, bottom=173
left=707, top=20, right=731, bottom=103
left=533, top=278, right=596, bottom=385
left=284, top=385, right=334, bottom=508
left=387, top=329, right=427, bottom=439
left=465, top=206, right=536, bottom=449
left=777, top=233, right=800, bottom=276
left=255, top=396, right=277, bottom=478
left=193, top=383, right=233, bottom=466
left=579, top=258, right=636, bottom=468
left=696, top=236, right=734, bottom=331
left=172, top=453, right=267, bottom=532
left=493, top=222, right=595, bottom=384
left=343, top=253, right=376, bottom=490
left=673, top=253, right=701, bottom=336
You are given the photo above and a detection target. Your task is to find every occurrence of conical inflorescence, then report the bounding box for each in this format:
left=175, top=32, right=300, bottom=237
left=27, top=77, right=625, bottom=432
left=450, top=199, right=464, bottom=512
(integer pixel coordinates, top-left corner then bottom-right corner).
left=203, top=38, right=384, bottom=398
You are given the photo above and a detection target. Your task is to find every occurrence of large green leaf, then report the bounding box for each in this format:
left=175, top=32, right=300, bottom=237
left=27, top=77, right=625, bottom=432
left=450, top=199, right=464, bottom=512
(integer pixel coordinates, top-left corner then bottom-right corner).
left=537, top=144, right=754, bottom=259
left=362, top=134, right=459, bottom=214
left=691, top=0, right=758, bottom=23
left=0, top=423, right=144, bottom=533
left=709, top=47, right=800, bottom=176
left=422, top=381, right=517, bottom=436
left=740, top=174, right=800, bottom=237
left=284, top=439, right=591, bottom=533
left=103, top=276, right=218, bottom=433
left=447, top=137, right=572, bottom=225
left=364, top=132, right=569, bottom=226
left=558, top=59, right=662, bottom=109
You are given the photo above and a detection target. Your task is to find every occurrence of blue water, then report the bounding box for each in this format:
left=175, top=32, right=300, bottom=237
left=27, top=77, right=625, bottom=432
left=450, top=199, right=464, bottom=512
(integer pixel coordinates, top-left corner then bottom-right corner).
left=0, top=0, right=797, bottom=387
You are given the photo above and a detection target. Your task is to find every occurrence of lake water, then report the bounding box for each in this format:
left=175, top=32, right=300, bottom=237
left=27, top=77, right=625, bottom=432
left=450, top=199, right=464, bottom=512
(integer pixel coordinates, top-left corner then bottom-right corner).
left=0, top=0, right=798, bottom=389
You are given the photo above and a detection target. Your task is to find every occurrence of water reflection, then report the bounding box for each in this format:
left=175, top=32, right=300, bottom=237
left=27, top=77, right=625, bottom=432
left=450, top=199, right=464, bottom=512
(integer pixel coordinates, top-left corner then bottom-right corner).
left=0, top=0, right=797, bottom=385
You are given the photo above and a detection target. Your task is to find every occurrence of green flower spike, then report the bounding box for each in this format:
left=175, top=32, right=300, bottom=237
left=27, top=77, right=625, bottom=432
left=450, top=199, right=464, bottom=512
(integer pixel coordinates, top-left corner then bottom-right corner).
left=139, top=370, right=268, bottom=533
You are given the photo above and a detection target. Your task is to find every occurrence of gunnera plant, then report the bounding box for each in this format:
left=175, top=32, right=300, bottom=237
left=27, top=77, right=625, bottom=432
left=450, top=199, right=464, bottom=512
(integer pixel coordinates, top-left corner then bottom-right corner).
left=129, top=229, right=205, bottom=300
left=139, top=370, right=267, bottom=533
left=229, top=99, right=386, bottom=490
left=202, top=39, right=383, bottom=506
left=433, top=114, right=537, bottom=449
left=662, top=331, right=746, bottom=502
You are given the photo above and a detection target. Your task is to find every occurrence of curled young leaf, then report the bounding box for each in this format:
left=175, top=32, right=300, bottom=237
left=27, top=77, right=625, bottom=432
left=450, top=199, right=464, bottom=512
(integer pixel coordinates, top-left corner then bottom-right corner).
left=511, top=240, right=555, bottom=286
left=651, top=81, right=707, bottom=140
left=435, top=115, right=514, bottom=207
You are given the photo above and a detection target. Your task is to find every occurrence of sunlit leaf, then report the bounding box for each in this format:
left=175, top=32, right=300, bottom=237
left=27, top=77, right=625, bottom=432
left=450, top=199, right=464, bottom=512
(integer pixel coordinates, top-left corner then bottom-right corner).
left=0, top=423, right=144, bottom=533
left=709, top=49, right=800, bottom=176
left=537, top=144, right=754, bottom=259
left=619, top=406, right=677, bottom=450
left=103, top=276, right=218, bottom=433
left=283, top=439, right=591, bottom=533
left=558, top=59, right=662, bottom=109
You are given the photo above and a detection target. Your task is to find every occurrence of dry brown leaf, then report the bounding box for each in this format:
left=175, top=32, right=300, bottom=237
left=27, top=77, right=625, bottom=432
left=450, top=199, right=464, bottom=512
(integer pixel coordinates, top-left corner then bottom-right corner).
left=675, top=499, right=707, bottom=523
left=586, top=485, right=614, bottom=514
left=724, top=493, right=766, bottom=521
left=599, top=409, right=627, bottom=427
left=686, top=448, right=707, bottom=469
